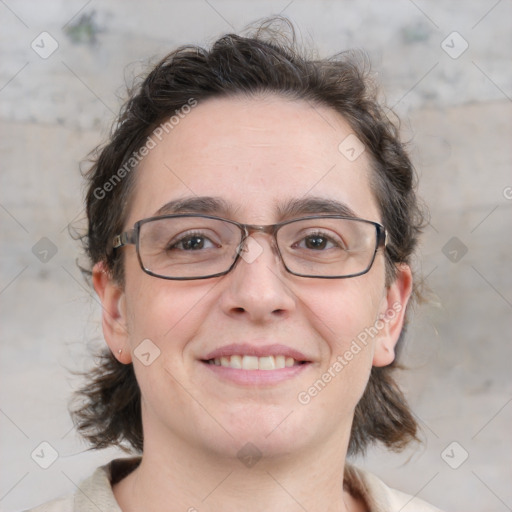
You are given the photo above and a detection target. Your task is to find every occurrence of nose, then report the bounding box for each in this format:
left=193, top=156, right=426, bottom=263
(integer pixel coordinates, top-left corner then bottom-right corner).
left=219, top=234, right=296, bottom=323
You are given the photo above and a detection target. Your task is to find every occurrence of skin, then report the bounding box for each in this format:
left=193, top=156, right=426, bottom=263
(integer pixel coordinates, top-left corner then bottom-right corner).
left=93, top=94, right=412, bottom=512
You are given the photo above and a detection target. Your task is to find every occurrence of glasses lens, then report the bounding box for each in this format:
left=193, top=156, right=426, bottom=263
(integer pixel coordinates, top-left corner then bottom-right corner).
left=277, top=218, right=378, bottom=277
left=138, top=216, right=241, bottom=278
left=136, top=215, right=380, bottom=279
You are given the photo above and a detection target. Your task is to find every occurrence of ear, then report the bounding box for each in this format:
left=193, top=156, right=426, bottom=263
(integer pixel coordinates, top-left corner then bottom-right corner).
left=92, top=262, right=132, bottom=364
left=372, top=264, right=413, bottom=367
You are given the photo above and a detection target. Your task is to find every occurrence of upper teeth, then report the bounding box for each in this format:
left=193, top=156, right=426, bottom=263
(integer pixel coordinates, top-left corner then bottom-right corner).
left=209, top=355, right=298, bottom=370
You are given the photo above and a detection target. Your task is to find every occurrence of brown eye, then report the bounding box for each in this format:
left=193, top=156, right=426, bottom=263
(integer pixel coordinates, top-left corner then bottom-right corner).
left=167, top=231, right=219, bottom=251
left=177, top=236, right=206, bottom=250
left=295, top=231, right=345, bottom=251
left=304, top=235, right=329, bottom=250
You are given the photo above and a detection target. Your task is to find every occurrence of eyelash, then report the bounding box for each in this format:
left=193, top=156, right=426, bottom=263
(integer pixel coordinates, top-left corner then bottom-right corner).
left=166, top=231, right=219, bottom=251
left=294, top=231, right=346, bottom=250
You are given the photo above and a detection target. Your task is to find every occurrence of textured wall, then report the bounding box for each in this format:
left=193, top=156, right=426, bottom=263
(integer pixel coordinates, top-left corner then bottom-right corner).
left=1, top=1, right=511, bottom=510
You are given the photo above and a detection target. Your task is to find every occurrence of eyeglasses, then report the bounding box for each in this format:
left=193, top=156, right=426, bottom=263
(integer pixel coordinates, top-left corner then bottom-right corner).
left=113, top=214, right=387, bottom=280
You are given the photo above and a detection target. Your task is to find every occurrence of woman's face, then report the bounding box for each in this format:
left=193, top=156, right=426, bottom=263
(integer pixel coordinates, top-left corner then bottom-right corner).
left=96, top=95, right=411, bottom=460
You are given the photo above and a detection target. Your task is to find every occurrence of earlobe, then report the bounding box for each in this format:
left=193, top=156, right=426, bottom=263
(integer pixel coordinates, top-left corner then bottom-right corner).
left=372, top=264, right=413, bottom=368
left=92, top=262, right=132, bottom=364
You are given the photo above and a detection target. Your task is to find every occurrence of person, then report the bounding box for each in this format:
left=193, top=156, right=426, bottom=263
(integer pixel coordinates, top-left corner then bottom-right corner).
left=29, top=17, right=443, bottom=512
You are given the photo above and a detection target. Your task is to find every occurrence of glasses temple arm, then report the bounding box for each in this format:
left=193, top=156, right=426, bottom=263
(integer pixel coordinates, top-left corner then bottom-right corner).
left=113, top=230, right=136, bottom=249
left=378, top=225, right=388, bottom=248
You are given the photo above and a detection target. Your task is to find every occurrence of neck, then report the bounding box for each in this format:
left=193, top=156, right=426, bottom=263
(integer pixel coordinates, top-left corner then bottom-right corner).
left=114, top=430, right=363, bottom=512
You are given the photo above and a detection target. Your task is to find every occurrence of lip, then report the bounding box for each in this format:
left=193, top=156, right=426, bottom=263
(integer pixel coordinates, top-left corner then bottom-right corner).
left=201, top=362, right=310, bottom=385
left=199, top=343, right=313, bottom=386
left=201, top=343, right=311, bottom=362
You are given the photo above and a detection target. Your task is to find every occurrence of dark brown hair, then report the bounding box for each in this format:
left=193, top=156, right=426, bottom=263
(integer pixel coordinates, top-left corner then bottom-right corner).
left=72, top=18, right=424, bottom=455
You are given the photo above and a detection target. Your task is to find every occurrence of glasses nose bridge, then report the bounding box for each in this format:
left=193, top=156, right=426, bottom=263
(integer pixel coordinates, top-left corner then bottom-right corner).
left=239, top=222, right=281, bottom=256
left=243, top=222, right=278, bottom=236
left=242, top=222, right=280, bottom=244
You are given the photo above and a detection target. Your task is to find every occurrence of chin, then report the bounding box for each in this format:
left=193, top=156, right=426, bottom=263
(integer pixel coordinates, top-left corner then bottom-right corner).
left=208, top=402, right=319, bottom=457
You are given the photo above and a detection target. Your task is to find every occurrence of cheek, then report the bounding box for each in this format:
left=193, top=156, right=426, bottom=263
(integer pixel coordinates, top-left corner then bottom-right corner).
left=123, top=277, right=215, bottom=409
left=123, top=267, right=218, bottom=352
left=298, top=282, right=383, bottom=419
left=303, top=274, right=386, bottom=407
left=303, top=275, right=384, bottom=353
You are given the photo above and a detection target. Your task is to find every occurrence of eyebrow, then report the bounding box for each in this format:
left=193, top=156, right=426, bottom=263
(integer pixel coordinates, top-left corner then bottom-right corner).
left=154, top=196, right=359, bottom=220
left=277, top=197, right=358, bottom=219
left=155, top=196, right=237, bottom=217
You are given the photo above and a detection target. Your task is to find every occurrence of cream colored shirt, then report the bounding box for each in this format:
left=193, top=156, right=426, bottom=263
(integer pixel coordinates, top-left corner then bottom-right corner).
left=26, top=458, right=443, bottom=512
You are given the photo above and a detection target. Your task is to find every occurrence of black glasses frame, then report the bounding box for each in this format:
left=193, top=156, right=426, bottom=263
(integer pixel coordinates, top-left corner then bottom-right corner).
left=113, top=213, right=387, bottom=280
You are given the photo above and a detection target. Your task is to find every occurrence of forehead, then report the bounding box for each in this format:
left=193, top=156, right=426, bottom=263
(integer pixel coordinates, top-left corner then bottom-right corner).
left=127, top=94, right=379, bottom=225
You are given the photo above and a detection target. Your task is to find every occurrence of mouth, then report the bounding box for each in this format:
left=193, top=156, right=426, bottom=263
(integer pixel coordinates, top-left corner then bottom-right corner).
left=199, top=344, right=312, bottom=385
left=203, top=354, right=308, bottom=370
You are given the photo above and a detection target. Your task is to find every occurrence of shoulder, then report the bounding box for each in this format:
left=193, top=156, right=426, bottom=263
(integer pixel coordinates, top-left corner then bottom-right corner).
left=24, top=496, right=74, bottom=512
left=345, top=465, right=444, bottom=512
left=24, top=458, right=141, bottom=512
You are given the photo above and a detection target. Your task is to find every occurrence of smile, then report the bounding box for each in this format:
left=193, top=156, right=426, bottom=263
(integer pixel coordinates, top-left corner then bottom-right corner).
left=200, top=343, right=312, bottom=384
left=206, top=355, right=305, bottom=370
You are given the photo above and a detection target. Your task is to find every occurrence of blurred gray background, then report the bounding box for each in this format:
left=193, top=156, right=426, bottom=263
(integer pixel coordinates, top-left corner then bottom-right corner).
left=1, top=1, right=511, bottom=511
